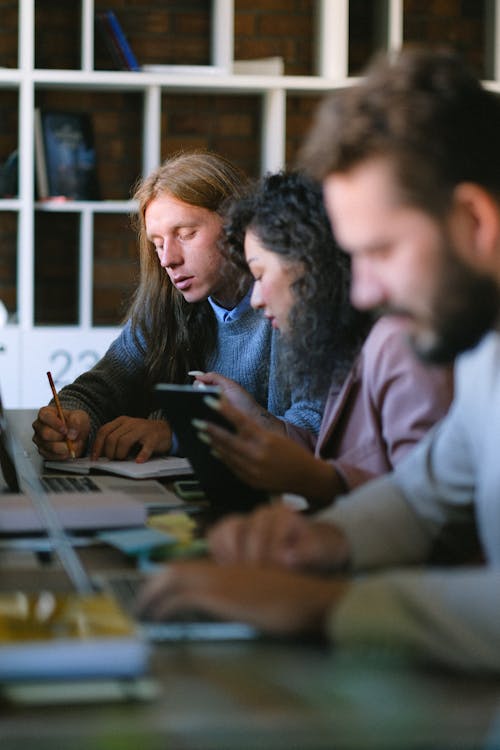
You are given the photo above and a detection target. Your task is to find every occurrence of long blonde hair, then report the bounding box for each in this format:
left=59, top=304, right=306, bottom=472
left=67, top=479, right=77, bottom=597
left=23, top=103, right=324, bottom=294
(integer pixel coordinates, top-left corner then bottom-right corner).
left=128, top=151, right=248, bottom=393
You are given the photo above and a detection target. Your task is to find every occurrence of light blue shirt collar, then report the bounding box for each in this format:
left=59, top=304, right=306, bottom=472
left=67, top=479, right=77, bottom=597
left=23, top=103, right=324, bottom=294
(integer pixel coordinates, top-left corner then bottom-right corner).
left=208, top=284, right=253, bottom=323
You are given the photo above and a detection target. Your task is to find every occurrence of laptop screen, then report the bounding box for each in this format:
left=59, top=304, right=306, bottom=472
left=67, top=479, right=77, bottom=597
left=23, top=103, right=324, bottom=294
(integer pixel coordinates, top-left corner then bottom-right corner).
left=0, top=392, right=20, bottom=492
left=0, top=391, right=94, bottom=593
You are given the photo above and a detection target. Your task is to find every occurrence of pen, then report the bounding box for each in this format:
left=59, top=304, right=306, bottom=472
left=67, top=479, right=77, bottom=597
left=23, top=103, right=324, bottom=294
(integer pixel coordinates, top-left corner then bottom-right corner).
left=46, top=371, right=76, bottom=459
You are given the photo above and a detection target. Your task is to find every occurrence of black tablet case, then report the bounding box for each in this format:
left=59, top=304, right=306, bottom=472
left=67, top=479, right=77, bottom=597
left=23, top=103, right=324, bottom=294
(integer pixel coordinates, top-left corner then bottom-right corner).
left=154, top=384, right=268, bottom=515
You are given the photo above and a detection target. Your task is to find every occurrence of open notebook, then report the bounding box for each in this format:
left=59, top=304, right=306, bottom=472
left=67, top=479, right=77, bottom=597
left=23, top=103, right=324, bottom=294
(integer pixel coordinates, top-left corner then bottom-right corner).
left=44, top=454, right=193, bottom=480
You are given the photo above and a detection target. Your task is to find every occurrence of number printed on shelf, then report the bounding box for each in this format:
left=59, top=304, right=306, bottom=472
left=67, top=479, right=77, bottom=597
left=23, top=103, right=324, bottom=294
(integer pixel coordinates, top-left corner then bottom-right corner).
left=49, top=349, right=100, bottom=387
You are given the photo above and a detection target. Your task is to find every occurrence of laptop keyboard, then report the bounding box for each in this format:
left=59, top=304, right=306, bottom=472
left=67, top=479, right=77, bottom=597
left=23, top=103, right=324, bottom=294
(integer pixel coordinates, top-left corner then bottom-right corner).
left=40, top=475, right=102, bottom=493
left=95, top=571, right=259, bottom=640
left=100, top=572, right=223, bottom=624
left=97, top=573, right=203, bottom=622
left=103, top=573, right=143, bottom=614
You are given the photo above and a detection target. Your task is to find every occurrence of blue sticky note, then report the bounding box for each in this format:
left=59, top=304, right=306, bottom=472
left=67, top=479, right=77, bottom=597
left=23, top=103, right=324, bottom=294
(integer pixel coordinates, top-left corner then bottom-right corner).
left=97, top=527, right=175, bottom=557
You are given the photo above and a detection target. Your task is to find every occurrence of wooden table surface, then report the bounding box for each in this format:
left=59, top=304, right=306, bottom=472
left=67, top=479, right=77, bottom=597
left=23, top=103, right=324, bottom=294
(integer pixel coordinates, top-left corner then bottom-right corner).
left=1, top=410, right=500, bottom=750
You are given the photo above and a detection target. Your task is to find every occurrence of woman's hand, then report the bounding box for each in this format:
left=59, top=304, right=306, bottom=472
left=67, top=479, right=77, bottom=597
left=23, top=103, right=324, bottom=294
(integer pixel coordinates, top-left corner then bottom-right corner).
left=195, top=395, right=340, bottom=500
left=189, top=371, right=285, bottom=433
left=91, top=417, right=173, bottom=462
left=32, top=406, right=91, bottom=459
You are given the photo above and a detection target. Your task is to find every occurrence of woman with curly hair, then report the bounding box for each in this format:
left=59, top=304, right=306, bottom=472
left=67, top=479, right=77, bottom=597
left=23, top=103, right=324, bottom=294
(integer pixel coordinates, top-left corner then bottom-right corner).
left=192, top=170, right=453, bottom=512
left=32, top=153, right=322, bottom=464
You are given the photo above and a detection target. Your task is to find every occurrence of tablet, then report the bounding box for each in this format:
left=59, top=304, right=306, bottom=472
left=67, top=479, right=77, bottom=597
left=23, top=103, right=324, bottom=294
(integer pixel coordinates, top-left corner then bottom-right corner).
left=154, top=384, right=268, bottom=515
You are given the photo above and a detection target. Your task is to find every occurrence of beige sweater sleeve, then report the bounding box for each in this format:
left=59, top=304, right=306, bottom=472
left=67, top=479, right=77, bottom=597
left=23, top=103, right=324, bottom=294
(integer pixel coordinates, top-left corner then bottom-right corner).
left=327, top=567, right=500, bottom=672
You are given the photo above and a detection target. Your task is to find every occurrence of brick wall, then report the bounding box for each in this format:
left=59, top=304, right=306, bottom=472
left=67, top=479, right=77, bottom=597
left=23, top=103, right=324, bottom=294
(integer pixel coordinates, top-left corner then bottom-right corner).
left=0, top=0, right=489, bottom=325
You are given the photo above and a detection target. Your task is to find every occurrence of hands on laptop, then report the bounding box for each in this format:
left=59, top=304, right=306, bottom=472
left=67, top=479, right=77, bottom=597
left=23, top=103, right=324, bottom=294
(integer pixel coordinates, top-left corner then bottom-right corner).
left=136, top=504, right=351, bottom=637
left=135, top=558, right=348, bottom=637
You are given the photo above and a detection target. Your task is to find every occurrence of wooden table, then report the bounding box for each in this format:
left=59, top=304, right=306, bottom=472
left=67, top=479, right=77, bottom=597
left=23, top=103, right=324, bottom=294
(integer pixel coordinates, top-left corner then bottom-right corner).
left=1, top=635, right=500, bottom=750
left=1, top=411, right=500, bottom=749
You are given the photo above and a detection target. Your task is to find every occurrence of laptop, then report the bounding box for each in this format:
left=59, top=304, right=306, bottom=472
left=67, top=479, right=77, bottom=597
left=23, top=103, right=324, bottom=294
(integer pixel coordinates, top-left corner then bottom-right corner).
left=41, top=470, right=188, bottom=514
left=41, top=454, right=191, bottom=514
left=0, top=400, right=187, bottom=533
left=94, top=568, right=259, bottom=642
left=0, top=399, right=148, bottom=532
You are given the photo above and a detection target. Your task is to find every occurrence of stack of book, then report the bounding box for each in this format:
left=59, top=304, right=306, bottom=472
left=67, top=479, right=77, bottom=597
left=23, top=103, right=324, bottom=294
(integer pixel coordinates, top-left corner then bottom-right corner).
left=0, top=591, right=149, bottom=682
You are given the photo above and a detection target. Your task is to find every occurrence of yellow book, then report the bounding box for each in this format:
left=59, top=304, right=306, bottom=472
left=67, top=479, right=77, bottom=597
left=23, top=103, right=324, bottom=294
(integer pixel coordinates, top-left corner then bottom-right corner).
left=0, top=591, right=149, bottom=682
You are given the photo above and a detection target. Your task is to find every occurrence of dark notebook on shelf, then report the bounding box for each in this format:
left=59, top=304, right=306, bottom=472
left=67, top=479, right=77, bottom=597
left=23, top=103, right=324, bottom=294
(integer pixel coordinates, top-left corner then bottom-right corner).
left=34, top=109, right=100, bottom=200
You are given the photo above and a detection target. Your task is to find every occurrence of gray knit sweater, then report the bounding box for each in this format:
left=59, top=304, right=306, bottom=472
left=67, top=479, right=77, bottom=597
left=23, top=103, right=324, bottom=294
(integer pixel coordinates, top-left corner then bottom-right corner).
left=58, top=307, right=323, bottom=446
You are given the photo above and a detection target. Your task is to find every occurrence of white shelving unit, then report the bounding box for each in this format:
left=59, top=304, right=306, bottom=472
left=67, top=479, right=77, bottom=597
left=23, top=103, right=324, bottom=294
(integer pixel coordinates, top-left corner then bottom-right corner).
left=1, top=0, right=499, bottom=408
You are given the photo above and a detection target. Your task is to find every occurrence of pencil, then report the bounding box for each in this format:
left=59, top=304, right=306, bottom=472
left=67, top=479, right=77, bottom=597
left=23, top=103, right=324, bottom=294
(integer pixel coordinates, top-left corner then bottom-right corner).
left=46, top=371, right=76, bottom=459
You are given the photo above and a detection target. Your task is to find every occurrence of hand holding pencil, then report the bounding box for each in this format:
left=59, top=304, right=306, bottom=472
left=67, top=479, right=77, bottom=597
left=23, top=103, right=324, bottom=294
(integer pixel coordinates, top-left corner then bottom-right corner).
left=46, top=371, right=77, bottom=459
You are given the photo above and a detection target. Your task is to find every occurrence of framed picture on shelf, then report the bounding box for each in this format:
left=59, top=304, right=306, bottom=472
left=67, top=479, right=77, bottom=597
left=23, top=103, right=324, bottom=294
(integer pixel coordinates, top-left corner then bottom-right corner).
left=34, top=110, right=100, bottom=201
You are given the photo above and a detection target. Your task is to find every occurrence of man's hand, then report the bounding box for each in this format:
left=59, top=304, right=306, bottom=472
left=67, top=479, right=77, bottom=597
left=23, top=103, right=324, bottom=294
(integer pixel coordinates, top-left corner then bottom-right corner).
left=136, top=559, right=348, bottom=636
left=91, top=417, right=173, bottom=462
left=208, top=504, right=350, bottom=572
left=32, top=406, right=91, bottom=459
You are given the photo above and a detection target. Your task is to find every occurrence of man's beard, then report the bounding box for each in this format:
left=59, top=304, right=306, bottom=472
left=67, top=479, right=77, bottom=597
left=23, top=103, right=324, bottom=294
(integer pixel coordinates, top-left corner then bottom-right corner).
left=410, top=248, right=500, bottom=365
left=378, top=240, right=500, bottom=365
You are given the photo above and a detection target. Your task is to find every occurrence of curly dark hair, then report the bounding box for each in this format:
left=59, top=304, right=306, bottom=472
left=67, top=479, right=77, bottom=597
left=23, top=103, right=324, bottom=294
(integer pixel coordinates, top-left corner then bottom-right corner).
left=223, top=171, right=372, bottom=397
